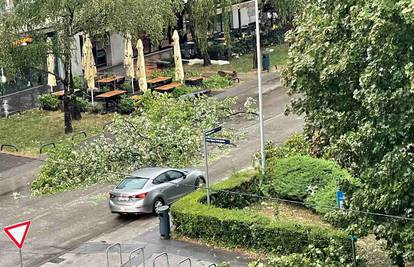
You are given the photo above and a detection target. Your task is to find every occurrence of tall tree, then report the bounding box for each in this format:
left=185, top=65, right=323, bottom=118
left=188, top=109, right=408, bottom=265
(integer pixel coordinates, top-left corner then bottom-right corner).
left=0, top=0, right=181, bottom=133
left=185, top=0, right=216, bottom=66
left=284, top=0, right=414, bottom=265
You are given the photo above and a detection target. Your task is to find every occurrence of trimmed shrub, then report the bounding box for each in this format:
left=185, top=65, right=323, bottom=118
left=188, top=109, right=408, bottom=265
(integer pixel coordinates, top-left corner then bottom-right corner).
left=38, top=93, right=59, bottom=111
left=119, top=95, right=135, bottom=114
left=203, top=75, right=232, bottom=90
left=171, top=170, right=353, bottom=262
left=269, top=156, right=357, bottom=215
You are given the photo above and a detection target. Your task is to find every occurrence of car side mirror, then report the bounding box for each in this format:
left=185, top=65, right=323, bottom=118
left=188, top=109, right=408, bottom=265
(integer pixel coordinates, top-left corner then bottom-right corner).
left=182, top=175, right=187, bottom=180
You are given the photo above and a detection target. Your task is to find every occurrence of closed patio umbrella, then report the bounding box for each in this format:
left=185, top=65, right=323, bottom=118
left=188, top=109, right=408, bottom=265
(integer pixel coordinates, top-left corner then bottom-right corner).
left=82, top=35, right=97, bottom=104
left=136, top=39, right=147, bottom=91
left=173, top=30, right=184, bottom=83
left=124, top=33, right=135, bottom=94
left=47, top=37, right=56, bottom=92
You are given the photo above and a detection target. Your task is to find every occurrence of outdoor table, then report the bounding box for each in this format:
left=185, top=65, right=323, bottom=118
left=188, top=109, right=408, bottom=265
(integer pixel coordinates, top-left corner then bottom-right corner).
left=96, top=90, right=127, bottom=112
left=53, top=90, right=65, bottom=98
left=147, top=76, right=172, bottom=89
left=97, top=75, right=125, bottom=89
left=153, top=82, right=183, bottom=93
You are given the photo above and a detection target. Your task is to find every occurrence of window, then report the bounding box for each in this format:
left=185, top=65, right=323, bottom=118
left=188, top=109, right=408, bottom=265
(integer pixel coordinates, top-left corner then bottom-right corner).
left=116, top=177, right=147, bottom=190
left=153, top=173, right=169, bottom=185
left=167, top=171, right=184, bottom=181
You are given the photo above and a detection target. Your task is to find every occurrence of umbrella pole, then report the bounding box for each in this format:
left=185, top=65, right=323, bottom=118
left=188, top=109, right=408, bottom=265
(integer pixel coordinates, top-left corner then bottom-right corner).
left=131, top=78, right=135, bottom=94
left=91, top=89, right=94, bottom=105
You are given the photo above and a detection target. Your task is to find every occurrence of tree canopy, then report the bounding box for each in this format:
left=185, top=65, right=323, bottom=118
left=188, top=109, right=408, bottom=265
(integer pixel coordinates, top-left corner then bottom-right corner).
left=0, top=0, right=182, bottom=133
left=284, top=0, right=414, bottom=265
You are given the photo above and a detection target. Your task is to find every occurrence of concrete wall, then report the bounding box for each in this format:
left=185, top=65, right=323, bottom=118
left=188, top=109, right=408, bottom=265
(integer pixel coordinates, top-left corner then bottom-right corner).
left=71, top=34, right=83, bottom=76
left=109, top=33, right=124, bottom=67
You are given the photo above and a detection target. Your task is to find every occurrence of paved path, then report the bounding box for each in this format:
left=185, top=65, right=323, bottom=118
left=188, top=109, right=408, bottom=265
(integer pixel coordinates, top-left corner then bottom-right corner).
left=0, top=72, right=303, bottom=267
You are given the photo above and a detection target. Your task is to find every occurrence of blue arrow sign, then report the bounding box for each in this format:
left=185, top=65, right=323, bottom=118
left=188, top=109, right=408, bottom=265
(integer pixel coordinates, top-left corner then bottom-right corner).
left=205, top=126, right=222, bottom=136
left=206, top=137, right=231, bottom=145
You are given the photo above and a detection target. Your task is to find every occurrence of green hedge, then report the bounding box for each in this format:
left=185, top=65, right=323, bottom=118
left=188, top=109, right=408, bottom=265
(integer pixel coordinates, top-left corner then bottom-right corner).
left=268, top=156, right=357, bottom=215
left=171, top=170, right=353, bottom=260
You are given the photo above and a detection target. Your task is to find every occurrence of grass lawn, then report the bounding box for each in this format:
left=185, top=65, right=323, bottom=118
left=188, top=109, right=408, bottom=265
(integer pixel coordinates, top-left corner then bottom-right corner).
left=0, top=110, right=113, bottom=156
left=184, top=44, right=289, bottom=74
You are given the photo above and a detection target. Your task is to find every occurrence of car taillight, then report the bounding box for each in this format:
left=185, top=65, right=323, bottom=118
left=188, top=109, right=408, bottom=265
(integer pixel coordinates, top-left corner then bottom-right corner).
left=131, top=193, right=148, bottom=199
left=109, top=193, right=116, bottom=199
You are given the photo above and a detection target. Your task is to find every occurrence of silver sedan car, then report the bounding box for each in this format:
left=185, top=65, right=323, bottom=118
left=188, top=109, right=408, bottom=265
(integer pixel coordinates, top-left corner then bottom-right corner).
left=109, top=167, right=205, bottom=215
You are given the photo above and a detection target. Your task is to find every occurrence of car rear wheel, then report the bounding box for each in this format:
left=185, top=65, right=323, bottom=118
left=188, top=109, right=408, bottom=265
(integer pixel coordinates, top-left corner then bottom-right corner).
left=152, top=198, right=164, bottom=215
left=195, top=177, right=206, bottom=190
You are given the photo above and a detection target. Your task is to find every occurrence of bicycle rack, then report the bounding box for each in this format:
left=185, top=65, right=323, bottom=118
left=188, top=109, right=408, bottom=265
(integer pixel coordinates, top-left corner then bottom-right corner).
left=177, top=258, right=192, bottom=267
left=71, top=131, right=87, bottom=141
left=0, top=144, right=18, bottom=152
left=207, top=264, right=217, bottom=267
left=153, top=252, right=169, bottom=267
left=40, top=143, right=56, bottom=154
left=103, top=121, right=114, bottom=131
left=106, top=243, right=122, bottom=267
left=129, top=247, right=145, bottom=267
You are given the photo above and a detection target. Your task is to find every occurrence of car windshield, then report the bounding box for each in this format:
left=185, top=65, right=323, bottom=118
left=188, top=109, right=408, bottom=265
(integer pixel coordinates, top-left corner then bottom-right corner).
left=116, top=177, right=148, bottom=190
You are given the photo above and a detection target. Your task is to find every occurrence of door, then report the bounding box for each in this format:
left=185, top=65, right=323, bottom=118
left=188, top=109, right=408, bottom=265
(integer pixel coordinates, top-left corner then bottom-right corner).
left=165, top=170, right=187, bottom=202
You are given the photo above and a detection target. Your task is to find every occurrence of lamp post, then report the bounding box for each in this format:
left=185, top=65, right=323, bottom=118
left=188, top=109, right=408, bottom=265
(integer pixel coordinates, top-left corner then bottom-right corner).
left=254, top=0, right=266, bottom=174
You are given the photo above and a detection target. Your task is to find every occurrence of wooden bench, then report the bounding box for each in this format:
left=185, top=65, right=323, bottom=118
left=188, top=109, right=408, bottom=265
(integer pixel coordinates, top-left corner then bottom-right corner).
left=218, top=71, right=240, bottom=83
left=147, top=76, right=172, bottom=89
left=53, top=90, right=65, bottom=97
left=97, top=75, right=125, bottom=89
left=96, top=90, right=127, bottom=112
left=185, top=77, right=204, bottom=87
left=153, top=82, right=183, bottom=93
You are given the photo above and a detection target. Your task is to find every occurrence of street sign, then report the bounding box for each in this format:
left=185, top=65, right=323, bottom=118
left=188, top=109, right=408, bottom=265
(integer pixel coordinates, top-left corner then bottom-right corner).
left=205, top=126, right=222, bottom=136
left=4, top=221, right=31, bottom=249
left=337, top=191, right=345, bottom=209
left=205, top=137, right=231, bottom=145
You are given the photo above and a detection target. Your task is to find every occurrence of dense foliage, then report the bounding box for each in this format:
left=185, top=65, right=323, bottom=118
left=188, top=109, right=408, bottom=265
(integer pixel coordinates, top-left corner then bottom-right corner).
left=268, top=155, right=357, bottom=215
left=171, top=170, right=354, bottom=265
left=284, top=0, right=414, bottom=264
left=32, top=93, right=245, bottom=195
left=38, top=94, right=59, bottom=111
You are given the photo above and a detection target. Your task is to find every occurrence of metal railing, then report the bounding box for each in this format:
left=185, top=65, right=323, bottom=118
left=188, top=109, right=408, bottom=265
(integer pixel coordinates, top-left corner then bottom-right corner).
left=153, top=253, right=169, bottom=267
left=40, top=143, right=56, bottom=154
left=106, top=243, right=122, bottom=267
left=71, top=131, right=87, bottom=141
left=177, top=258, right=192, bottom=267
left=129, top=247, right=145, bottom=267
left=0, top=144, right=18, bottom=152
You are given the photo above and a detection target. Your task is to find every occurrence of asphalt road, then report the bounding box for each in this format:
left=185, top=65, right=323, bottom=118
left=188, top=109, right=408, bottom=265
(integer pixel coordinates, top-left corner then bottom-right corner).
left=0, top=73, right=303, bottom=267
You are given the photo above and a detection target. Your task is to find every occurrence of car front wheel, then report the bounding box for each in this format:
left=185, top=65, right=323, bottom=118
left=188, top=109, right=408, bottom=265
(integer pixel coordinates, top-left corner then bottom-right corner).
left=152, top=198, right=165, bottom=215
left=195, top=177, right=206, bottom=190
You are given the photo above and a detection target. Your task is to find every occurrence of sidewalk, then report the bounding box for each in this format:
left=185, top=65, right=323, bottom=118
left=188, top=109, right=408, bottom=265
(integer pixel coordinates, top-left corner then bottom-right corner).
left=40, top=221, right=250, bottom=267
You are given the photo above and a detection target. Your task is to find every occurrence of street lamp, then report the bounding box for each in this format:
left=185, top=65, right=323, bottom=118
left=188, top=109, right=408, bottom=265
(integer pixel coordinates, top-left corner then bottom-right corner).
left=254, top=0, right=266, bottom=174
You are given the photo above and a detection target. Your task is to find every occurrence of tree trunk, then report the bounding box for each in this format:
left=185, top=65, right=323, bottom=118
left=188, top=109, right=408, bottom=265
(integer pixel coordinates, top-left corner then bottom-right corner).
left=69, top=63, right=82, bottom=121
left=63, top=59, right=73, bottom=134
left=203, top=51, right=211, bottom=66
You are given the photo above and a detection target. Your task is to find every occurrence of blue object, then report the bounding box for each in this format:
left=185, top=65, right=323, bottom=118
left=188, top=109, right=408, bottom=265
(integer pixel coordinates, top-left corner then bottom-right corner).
left=262, top=52, right=270, bottom=71
left=337, top=191, right=345, bottom=209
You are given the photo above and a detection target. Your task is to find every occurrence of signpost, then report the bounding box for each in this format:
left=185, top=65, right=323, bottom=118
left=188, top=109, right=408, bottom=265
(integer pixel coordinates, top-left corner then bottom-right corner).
left=337, top=191, right=345, bottom=209
left=3, top=221, right=31, bottom=267
left=203, top=126, right=232, bottom=205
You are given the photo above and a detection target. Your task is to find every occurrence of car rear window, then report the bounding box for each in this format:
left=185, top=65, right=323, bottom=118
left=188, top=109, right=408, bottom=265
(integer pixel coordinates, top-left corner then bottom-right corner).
left=116, top=177, right=148, bottom=190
